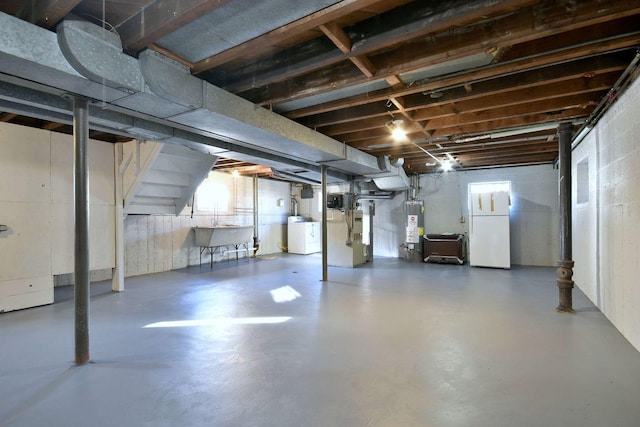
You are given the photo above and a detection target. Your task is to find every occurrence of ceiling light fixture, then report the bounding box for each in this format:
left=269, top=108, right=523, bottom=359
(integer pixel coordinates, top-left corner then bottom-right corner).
left=441, top=159, right=453, bottom=171
left=386, top=119, right=407, bottom=141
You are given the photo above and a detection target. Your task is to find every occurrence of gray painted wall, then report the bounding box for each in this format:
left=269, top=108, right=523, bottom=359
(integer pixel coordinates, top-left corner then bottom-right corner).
left=291, top=164, right=560, bottom=266
left=371, top=165, right=560, bottom=266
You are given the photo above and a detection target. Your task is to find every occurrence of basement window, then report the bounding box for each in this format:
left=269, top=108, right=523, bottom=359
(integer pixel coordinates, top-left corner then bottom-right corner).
left=196, top=180, right=229, bottom=212
left=577, top=157, right=589, bottom=204
left=468, top=181, right=512, bottom=211
left=468, top=181, right=511, bottom=195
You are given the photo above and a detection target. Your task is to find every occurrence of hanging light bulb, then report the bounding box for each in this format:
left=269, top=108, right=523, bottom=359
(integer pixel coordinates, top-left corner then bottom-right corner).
left=440, top=159, right=453, bottom=171
left=386, top=119, right=406, bottom=141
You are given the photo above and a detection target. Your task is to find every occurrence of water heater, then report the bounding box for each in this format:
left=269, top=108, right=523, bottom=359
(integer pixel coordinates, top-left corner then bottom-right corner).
left=403, top=199, right=424, bottom=262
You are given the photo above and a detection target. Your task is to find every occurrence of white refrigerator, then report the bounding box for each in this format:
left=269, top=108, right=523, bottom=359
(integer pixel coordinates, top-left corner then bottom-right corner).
left=469, top=190, right=511, bottom=269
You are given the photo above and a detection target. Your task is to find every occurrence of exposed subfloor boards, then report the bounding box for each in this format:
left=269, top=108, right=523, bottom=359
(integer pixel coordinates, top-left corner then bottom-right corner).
left=1, top=255, right=640, bottom=427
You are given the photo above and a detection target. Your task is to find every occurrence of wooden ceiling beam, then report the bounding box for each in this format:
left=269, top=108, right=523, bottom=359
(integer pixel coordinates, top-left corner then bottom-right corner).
left=348, top=0, right=540, bottom=60
left=430, top=108, right=591, bottom=138
left=316, top=70, right=618, bottom=137
left=321, top=117, right=393, bottom=136
left=0, top=113, right=17, bottom=122
left=338, top=127, right=391, bottom=143
left=409, top=151, right=558, bottom=171
left=411, top=72, right=620, bottom=121
left=228, top=0, right=541, bottom=102
left=385, top=75, right=404, bottom=89
left=17, top=0, right=81, bottom=29
left=300, top=54, right=626, bottom=128
left=219, top=46, right=345, bottom=93
left=192, top=0, right=386, bottom=74
left=369, top=132, right=557, bottom=157
left=454, top=144, right=558, bottom=161
left=42, top=122, right=66, bottom=131
left=320, top=21, right=377, bottom=78
left=350, top=55, right=377, bottom=78
left=423, top=93, right=602, bottom=131
left=199, top=0, right=535, bottom=80
left=500, top=14, right=640, bottom=62
left=299, top=101, right=395, bottom=128
left=419, top=140, right=557, bottom=157
left=438, top=139, right=558, bottom=156
left=319, top=22, right=351, bottom=52
left=284, top=30, right=640, bottom=118
left=246, top=1, right=640, bottom=106
left=347, top=130, right=429, bottom=149
left=457, top=152, right=557, bottom=166
left=370, top=2, right=640, bottom=77
left=117, top=0, right=234, bottom=53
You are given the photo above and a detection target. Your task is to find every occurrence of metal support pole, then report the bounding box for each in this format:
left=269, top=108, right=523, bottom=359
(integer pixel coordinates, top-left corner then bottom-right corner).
left=367, top=200, right=375, bottom=262
left=556, top=122, right=575, bottom=313
left=252, top=174, right=259, bottom=256
left=321, top=165, right=328, bottom=282
left=73, top=96, right=91, bottom=363
left=112, top=143, right=124, bottom=292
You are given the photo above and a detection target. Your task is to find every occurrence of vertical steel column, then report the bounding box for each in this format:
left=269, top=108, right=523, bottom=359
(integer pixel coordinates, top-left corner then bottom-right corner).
left=253, top=174, right=260, bottom=256
left=321, top=165, right=328, bottom=282
left=73, top=96, right=91, bottom=363
left=367, top=200, right=375, bottom=262
left=556, top=123, right=575, bottom=313
left=112, top=143, right=124, bottom=292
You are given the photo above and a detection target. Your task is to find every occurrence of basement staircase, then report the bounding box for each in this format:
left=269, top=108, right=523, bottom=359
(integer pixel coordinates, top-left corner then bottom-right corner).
left=122, top=140, right=218, bottom=215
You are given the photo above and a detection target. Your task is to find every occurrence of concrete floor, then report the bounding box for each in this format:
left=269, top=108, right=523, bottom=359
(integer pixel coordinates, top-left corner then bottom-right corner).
left=1, top=255, right=640, bottom=427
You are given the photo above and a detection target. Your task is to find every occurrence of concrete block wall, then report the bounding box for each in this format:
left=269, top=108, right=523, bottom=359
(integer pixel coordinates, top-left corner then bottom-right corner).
left=291, top=168, right=559, bottom=265
left=572, top=74, right=640, bottom=351
left=369, top=165, right=560, bottom=265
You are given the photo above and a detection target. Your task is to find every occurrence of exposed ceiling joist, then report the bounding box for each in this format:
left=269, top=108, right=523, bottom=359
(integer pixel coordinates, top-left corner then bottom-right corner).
left=191, top=0, right=388, bottom=74
left=117, top=0, right=234, bottom=53
left=240, top=0, right=640, bottom=106
left=17, top=0, right=81, bottom=28
left=1, top=0, right=639, bottom=173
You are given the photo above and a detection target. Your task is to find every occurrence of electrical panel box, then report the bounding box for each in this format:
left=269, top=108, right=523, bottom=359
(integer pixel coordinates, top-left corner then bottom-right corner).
left=301, top=188, right=314, bottom=199
left=326, top=194, right=344, bottom=209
